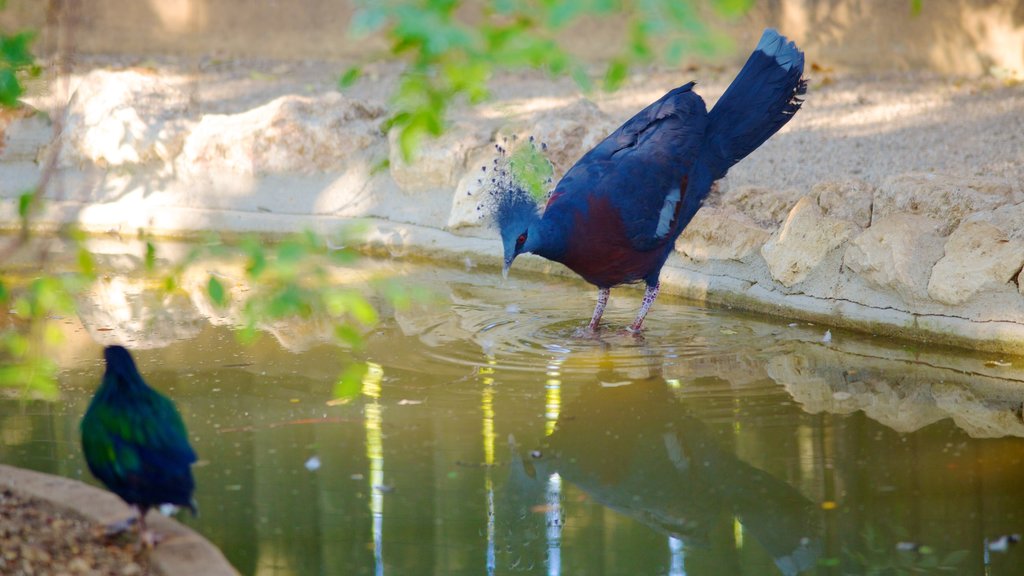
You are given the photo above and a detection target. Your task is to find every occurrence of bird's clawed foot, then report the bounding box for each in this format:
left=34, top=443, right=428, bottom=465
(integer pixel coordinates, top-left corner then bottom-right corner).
left=140, top=529, right=164, bottom=549
left=618, top=325, right=647, bottom=341
left=572, top=325, right=602, bottom=339
left=134, top=506, right=163, bottom=549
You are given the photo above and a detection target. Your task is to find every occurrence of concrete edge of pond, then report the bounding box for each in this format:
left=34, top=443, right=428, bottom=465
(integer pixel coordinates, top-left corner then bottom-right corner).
left=0, top=464, right=239, bottom=576
left=363, top=220, right=1024, bottom=357
left=4, top=200, right=1024, bottom=356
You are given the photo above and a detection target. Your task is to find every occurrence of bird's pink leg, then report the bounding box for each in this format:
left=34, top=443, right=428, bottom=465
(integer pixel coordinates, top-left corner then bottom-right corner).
left=629, top=282, right=660, bottom=332
left=137, top=505, right=160, bottom=548
left=588, top=288, right=610, bottom=331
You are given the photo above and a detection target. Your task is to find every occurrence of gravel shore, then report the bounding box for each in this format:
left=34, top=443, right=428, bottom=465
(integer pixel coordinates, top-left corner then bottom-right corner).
left=0, top=488, right=150, bottom=576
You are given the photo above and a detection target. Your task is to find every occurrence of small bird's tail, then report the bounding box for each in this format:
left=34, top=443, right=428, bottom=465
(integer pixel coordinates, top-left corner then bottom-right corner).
left=700, top=28, right=806, bottom=180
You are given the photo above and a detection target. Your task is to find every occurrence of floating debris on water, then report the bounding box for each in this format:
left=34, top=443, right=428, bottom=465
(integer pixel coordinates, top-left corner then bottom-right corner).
left=304, top=456, right=321, bottom=471
left=987, top=534, right=1021, bottom=552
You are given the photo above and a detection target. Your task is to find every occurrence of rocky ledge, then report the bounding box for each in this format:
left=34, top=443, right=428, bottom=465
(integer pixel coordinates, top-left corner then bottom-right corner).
left=2, top=61, right=1024, bottom=353
left=0, top=464, right=238, bottom=575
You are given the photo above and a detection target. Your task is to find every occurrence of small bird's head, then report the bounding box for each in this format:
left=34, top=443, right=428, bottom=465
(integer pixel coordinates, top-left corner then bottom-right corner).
left=494, top=186, right=542, bottom=278
left=104, top=345, right=139, bottom=379
left=481, top=138, right=553, bottom=279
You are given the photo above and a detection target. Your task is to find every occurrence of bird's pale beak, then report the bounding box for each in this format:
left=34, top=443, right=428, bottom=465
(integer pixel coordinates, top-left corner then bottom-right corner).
left=502, top=259, right=511, bottom=279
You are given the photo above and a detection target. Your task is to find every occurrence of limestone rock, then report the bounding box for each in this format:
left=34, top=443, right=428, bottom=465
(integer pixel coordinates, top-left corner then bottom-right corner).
left=180, top=259, right=337, bottom=351
left=63, top=70, right=192, bottom=167
left=873, top=172, right=1021, bottom=235
left=505, top=99, right=617, bottom=179
left=389, top=121, right=492, bottom=193
left=767, top=354, right=948, bottom=434
left=963, top=201, right=1024, bottom=240
left=181, top=93, right=385, bottom=175
left=954, top=203, right=1024, bottom=297
left=76, top=276, right=203, bottom=348
left=0, top=104, right=46, bottom=162
left=761, top=196, right=858, bottom=287
left=933, top=385, right=1024, bottom=438
left=928, top=220, right=1024, bottom=305
left=448, top=150, right=496, bottom=230
left=843, top=213, right=944, bottom=303
left=813, top=177, right=875, bottom=228
left=676, top=207, right=771, bottom=262
left=718, top=185, right=805, bottom=227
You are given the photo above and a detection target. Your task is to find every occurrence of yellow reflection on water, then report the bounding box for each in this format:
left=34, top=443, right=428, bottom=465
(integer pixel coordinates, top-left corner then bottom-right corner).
left=482, top=356, right=497, bottom=575
left=363, top=362, right=384, bottom=576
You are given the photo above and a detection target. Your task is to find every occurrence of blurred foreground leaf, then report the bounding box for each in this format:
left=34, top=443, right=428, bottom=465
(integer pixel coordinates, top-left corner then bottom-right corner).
left=356, top=0, right=750, bottom=160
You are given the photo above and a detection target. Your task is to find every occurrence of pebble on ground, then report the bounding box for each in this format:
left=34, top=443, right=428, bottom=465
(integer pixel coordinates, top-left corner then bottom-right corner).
left=0, top=488, right=149, bottom=576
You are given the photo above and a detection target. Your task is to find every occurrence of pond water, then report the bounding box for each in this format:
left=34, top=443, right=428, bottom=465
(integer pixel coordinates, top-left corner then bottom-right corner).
left=3, top=251, right=1024, bottom=575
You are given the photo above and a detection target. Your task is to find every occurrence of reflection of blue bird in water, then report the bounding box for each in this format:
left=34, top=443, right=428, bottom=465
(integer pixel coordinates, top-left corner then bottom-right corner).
left=494, top=29, right=806, bottom=332
left=500, top=434, right=556, bottom=573
left=506, top=377, right=821, bottom=575
left=81, top=345, right=198, bottom=546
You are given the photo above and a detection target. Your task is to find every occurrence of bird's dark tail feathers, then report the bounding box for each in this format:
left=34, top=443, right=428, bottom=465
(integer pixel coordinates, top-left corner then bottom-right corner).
left=700, top=28, right=806, bottom=180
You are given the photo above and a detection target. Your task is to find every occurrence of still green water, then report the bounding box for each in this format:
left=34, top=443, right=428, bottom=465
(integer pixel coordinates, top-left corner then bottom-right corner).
left=3, top=258, right=1024, bottom=575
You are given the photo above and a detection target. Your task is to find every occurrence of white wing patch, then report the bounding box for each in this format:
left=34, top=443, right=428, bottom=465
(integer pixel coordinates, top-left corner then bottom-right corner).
left=655, top=185, right=681, bottom=239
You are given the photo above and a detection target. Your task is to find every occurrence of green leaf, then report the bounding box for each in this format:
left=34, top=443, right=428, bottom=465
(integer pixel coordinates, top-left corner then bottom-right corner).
left=207, top=276, right=227, bottom=307
left=338, top=66, right=362, bottom=88
left=275, top=241, right=306, bottom=266
left=569, top=64, right=593, bottom=93
left=0, top=31, right=36, bottom=68
left=17, top=190, right=34, bottom=219
left=236, top=324, right=259, bottom=344
left=603, top=58, right=629, bottom=91
left=710, top=0, right=755, bottom=17
left=325, top=291, right=379, bottom=325
left=241, top=237, right=267, bottom=277
left=267, top=285, right=308, bottom=317
left=911, top=0, right=923, bottom=15
left=370, top=157, right=390, bottom=175
left=398, top=123, right=424, bottom=162
left=144, top=241, right=156, bottom=272
left=332, top=362, right=368, bottom=402
left=0, top=68, right=22, bottom=107
left=77, top=246, right=95, bottom=278
left=334, top=324, right=364, bottom=348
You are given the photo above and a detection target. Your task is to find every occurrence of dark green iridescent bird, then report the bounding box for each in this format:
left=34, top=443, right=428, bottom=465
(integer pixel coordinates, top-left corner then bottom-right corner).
left=81, top=345, right=197, bottom=545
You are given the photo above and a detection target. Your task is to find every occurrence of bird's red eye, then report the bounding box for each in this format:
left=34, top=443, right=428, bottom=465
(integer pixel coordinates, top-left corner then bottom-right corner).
left=516, top=233, right=527, bottom=246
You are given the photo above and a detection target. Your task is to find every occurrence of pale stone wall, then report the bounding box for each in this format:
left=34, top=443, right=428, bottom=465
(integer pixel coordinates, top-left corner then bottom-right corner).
left=2, top=0, right=1023, bottom=76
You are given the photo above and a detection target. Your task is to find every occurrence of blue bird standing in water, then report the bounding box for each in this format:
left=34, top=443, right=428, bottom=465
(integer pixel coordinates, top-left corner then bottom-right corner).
left=81, top=345, right=197, bottom=546
left=494, top=29, right=806, bottom=333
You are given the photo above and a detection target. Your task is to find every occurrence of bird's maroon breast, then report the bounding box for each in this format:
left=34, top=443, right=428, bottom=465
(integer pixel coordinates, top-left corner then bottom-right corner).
left=558, top=196, right=668, bottom=288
